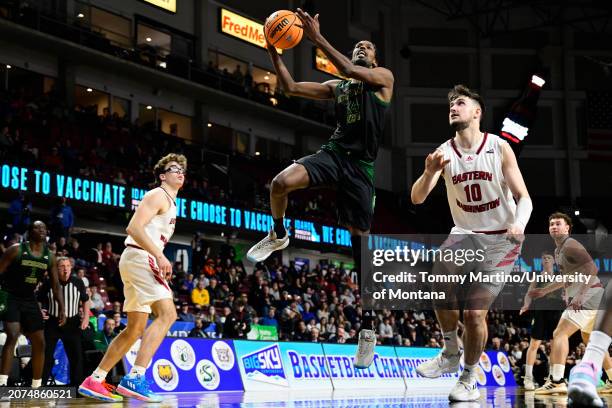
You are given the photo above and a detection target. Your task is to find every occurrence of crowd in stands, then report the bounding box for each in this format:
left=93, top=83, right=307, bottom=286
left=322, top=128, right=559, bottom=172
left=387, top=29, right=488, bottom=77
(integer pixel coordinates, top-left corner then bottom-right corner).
left=0, top=210, right=601, bottom=386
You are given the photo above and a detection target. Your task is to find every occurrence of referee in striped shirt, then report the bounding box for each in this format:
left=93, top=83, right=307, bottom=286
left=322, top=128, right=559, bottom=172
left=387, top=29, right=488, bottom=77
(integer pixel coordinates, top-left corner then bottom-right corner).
left=39, top=256, right=91, bottom=386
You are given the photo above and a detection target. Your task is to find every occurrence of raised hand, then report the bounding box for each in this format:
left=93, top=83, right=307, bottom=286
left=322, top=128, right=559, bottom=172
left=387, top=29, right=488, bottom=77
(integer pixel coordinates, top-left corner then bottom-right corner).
left=295, top=8, right=320, bottom=42
left=425, top=149, right=450, bottom=174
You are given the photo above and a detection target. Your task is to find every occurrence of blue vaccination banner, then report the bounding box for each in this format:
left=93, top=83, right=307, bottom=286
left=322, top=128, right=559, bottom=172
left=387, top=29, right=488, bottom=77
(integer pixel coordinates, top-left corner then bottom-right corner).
left=122, top=338, right=243, bottom=392
left=0, top=163, right=352, bottom=248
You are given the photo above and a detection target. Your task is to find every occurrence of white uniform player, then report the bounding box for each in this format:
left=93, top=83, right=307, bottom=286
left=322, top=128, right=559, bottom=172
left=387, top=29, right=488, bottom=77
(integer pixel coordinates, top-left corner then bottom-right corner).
left=438, top=132, right=516, bottom=234
left=556, top=237, right=604, bottom=333
left=437, top=132, right=522, bottom=297
left=80, top=154, right=185, bottom=403
left=411, top=85, right=532, bottom=402
left=121, top=189, right=176, bottom=313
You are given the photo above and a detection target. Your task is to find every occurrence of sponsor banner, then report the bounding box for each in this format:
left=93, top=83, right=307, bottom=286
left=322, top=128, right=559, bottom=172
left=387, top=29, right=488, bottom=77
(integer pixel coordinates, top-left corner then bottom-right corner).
left=247, top=325, right=279, bottom=341
left=486, top=351, right=516, bottom=387
left=321, top=344, right=406, bottom=390
left=234, top=341, right=293, bottom=390
left=234, top=341, right=334, bottom=390
left=122, top=338, right=242, bottom=392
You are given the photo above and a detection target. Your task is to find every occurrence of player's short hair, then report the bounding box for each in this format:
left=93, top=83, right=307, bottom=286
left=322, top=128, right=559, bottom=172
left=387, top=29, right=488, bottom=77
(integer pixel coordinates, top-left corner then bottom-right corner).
left=549, top=212, right=573, bottom=231
left=353, top=40, right=377, bottom=57
left=448, top=84, right=486, bottom=117
left=541, top=251, right=553, bottom=258
left=153, top=153, right=187, bottom=184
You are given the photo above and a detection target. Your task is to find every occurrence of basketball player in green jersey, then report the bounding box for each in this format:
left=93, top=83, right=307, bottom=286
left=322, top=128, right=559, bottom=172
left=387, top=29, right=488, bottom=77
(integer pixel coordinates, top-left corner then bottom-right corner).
left=247, top=9, right=393, bottom=367
left=0, top=220, right=65, bottom=388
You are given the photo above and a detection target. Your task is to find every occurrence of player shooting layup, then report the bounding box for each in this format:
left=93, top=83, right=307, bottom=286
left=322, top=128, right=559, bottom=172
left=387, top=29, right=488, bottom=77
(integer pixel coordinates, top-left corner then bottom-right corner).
left=247, top=8, right=394, bottom=368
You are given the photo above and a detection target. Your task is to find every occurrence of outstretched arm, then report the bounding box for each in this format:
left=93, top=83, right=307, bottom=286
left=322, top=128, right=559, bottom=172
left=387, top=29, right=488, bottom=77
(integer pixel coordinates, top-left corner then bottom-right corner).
left=296, top=9, right=394, bottom=93
left=266, top=41, right=338, bottom=99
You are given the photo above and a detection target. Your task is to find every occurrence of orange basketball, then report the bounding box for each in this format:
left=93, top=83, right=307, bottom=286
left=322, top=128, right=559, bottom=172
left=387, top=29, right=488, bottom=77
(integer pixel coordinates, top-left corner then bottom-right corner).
left=264, top=10, right=303, bottom=50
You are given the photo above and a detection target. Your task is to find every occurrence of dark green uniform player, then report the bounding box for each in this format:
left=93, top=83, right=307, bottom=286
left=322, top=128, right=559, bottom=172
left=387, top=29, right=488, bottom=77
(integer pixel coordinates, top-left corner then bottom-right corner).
left=0, top=221, right=65, bottom=387
left=248, top=7, right=394, bottom=370
left=298, top=79, right=390, bottom=231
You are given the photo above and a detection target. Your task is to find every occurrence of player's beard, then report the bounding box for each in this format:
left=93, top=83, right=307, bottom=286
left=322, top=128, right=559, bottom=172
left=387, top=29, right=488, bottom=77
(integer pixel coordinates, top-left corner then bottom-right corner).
left=353, top=58, right=371, bottom=68
left=450, top=119, right=469, bottom=131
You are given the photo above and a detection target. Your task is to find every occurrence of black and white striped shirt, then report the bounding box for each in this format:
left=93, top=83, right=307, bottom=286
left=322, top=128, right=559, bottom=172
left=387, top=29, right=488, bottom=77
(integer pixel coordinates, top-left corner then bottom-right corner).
left=38, top=277, right=89, bottom=318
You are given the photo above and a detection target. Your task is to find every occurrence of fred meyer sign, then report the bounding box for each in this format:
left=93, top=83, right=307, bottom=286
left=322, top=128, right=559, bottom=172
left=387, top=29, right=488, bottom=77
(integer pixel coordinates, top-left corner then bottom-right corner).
left=219, top=8, right=282, bottom=53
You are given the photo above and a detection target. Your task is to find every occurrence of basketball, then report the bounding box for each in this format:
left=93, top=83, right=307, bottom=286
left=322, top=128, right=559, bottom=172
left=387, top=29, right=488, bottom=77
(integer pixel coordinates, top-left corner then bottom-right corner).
left=264, top=10, right=303, bottom=49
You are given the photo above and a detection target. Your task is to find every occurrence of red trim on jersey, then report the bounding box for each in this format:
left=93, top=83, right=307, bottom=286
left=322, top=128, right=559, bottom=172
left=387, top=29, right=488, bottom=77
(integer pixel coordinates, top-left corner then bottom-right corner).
left=148, top=255, right=171, bottom=291
left=501, top=131, right=520, bottom=143
left=476, top=132, right=488, bottom=155
left=450, top=139, right=462, bottom=158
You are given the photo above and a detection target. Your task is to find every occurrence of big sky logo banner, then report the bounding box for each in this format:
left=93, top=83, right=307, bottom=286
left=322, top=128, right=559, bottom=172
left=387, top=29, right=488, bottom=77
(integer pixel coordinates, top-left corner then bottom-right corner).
left=234, top=341, right=335, bottom=390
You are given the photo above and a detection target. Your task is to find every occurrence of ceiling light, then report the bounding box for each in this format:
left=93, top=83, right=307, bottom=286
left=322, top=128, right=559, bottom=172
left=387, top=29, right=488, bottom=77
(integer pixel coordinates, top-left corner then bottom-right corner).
left=264, top=75, right=270, bottom=80
left=574, top=210, right=580, bottom=216
left=6, top=65, right=11, bottom=69
left=145, top=37, right=152, bottom=42
left=207, top=123, right=212, bottom=128
left=255, top=151, right=261, bottom=156
left=86, top=88, right=93, bottom=92
left=159, top=61, right=167, bottom=68
left=146, top=105, right=153, bottom=110
left=77, top=12, right=85, bottom=18
left=269, top=97, right=278, bottom=106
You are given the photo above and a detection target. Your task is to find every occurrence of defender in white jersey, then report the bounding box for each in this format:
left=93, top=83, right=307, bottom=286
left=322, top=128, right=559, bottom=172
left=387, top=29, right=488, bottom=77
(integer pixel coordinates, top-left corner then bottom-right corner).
left=79, top=154, right=186, bottom=403
left=529, top=212, right=612, bottom=396
left=411, top=85, right=533, bottom=402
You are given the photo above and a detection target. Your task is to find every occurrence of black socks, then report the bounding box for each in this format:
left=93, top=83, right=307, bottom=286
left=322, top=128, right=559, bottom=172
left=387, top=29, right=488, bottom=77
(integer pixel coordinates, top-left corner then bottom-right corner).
left=273, top=217, right=286, bottom=239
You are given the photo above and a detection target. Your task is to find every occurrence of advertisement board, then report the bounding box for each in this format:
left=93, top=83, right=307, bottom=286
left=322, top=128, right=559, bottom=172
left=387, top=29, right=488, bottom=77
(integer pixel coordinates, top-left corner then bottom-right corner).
left=122, top=338, right=243, bottom=392
left=234, top=341, right=333, bottom=391
left=321, top=344, right=406, bottom=390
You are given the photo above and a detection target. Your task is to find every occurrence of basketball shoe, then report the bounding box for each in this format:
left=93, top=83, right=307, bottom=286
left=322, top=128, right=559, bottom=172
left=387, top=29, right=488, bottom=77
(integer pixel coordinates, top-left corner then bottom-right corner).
left=416, top=349, right=462, bottom=378
left=247, top=229, right=289, bottom=262
left=568, top=362, right=604, bottom=407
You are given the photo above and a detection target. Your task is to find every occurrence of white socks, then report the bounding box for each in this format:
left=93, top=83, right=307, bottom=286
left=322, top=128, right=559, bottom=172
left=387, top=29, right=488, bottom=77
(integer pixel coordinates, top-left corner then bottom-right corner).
left=0, top=375, right=7, bottom=386
left=92, top=367, right=108, bottom=383
left=462, top=363, right=478, bottom=381
left=552, top=364, right=565, bottom=381
left=31, top=379, right=41, bottom=388
left=443, top=329, right=460, bottom=354
left=582, top=331, right=612, bottom=374
left=525, top=364, right=533, bottom=378
left=129, top=365, right=146, bottom=377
